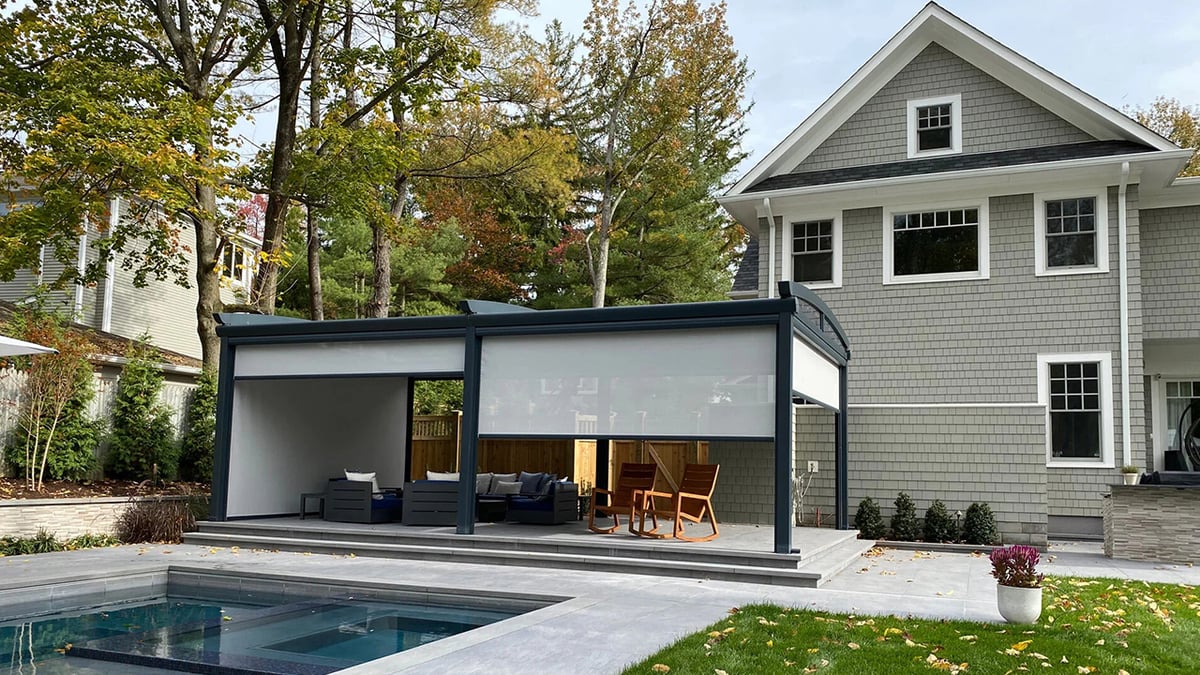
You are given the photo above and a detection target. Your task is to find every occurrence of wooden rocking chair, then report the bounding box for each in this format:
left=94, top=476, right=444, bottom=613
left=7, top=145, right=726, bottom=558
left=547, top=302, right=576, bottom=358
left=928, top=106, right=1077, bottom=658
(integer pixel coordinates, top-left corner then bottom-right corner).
left=588, top=463, right=659, bottom=534
left=630, top=463, right=720, bottom=542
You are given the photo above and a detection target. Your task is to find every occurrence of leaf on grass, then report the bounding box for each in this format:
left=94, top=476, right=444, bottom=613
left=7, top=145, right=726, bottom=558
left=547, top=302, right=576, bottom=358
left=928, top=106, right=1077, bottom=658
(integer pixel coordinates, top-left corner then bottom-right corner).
left=959, top=635, right=977, bottom=641
left=651, top=664, right=670, bottom=673
left=1011, top=640, right=1033, bottom=652
left=807, top=648, right=819, bottom=654
left=847, top=642, right=860, bottom=650
left=1094, top=639, right=1104, bottom=645
left=1030, top=652, right=1048, bottom=660
left=1076, top=667, right=1096, bottom=674
left=767, top=640, right=774, bottom=648
left=715, top=670, right=728, bottom=675
left=884, top=627, right=904, bottom=636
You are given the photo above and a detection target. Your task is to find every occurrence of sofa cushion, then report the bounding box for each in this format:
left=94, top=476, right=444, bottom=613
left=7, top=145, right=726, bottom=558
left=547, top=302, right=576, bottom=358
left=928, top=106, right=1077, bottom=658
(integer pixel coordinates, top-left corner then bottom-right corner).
left=493, top=480, right=523, bottom=495
left=427, top=470, right=460, bottom=482
left=508, top=495, right=553, bottom=511
left=489, top=473, right=517, bottom=493
left=518, top=471, right=545, bottom=495
left=345, top=470, right=380, bottom=497
left=539, top=473, right=559, bottom=496
left=475, top=473, right=493, bottom=494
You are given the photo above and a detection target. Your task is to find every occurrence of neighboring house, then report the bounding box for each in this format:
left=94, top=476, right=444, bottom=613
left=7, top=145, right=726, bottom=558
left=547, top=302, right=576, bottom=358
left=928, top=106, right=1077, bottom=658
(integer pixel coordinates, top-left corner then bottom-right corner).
left=0, top=195, right=259, bottom=360
left=718, top=3, right=1200, bottom=544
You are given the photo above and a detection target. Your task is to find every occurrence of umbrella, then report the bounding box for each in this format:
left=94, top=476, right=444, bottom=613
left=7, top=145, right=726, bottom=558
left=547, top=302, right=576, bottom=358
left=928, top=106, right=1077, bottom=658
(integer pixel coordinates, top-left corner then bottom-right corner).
left=0, top=335, right=57, bottom=357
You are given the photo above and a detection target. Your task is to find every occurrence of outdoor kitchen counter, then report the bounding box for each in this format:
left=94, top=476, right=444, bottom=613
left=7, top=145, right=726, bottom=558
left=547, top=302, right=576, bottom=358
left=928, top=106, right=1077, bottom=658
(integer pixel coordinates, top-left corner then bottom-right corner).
left=1103, top=484, right=1200, bottom=564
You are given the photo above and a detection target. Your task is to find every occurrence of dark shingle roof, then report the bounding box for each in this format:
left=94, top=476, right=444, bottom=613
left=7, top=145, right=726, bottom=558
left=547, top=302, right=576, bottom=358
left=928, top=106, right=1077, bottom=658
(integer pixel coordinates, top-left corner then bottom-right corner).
left=730, top=236, right=759, bottom=294
left=745, top=140, right=1155, bottom=194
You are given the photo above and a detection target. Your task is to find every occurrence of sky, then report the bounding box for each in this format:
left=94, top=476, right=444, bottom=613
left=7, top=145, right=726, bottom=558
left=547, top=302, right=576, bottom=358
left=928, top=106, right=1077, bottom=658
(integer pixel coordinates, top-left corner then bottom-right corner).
left=503, top=0, right=1200, bottom=175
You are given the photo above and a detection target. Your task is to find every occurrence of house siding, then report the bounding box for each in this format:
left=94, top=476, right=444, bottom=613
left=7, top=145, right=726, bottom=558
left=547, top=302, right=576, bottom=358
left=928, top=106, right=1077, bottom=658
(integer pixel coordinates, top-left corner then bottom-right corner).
left=708, top=440, right=774, bottom=525
left=794, top=43, right=1094, bottom=173
left=1140, top=205, right=1200, bottom=341
left=794, top=406, right=1048, bottom=545
left=103, top=199, right=203, bottom=359
left=768, top=187, right=1144, bottom=521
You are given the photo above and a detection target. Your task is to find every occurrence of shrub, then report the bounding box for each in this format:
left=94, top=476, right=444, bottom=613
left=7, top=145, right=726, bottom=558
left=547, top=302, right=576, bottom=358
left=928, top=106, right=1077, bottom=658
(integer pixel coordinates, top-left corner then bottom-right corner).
left=963, top=502, right=1000, bottom=545
left=923, top=499, right=957, bottom=543
left=0, top=529, right=63, bottom=555
left=854, top=496, right=885, bottom=539
left=990, top=544, right=1044, bottom=588
left=106, top=341, right=178, bottom=481
left=890, top=492, right=921, bottom=541
left=179, top=370, right=217, bottom=483
left=115, top=497, right=198, bottom=544
left=64, top=533, right=121, bottom=550
left=3, top=308, right=101, bottom=486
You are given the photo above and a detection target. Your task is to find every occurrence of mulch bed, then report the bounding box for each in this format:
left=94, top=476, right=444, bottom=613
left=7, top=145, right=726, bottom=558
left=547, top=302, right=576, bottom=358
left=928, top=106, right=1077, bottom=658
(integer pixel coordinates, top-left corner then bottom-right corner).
left=0, top=479, right=208, bottom=500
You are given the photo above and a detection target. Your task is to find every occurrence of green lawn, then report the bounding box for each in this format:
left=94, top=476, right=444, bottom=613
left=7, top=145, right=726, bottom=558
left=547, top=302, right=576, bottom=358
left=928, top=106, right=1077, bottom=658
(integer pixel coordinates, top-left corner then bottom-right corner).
left=624, top=577, right=1199, bottom=674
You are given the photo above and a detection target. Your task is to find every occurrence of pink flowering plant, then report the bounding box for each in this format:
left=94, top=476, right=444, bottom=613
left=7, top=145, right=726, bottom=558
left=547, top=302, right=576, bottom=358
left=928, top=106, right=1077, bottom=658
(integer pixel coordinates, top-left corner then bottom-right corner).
left=989, top=545, right=1044, bottom=588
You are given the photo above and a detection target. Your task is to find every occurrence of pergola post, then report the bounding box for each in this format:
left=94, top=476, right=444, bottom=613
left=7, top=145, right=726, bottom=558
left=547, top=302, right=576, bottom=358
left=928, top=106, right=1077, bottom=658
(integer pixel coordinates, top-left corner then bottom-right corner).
left=210, top=337, right=235, bottom=522
left=836, top=364, right=849, bottom=530
left=456, top=327, right=482, bottom=534
left=774, top=311, right=794, bottom=554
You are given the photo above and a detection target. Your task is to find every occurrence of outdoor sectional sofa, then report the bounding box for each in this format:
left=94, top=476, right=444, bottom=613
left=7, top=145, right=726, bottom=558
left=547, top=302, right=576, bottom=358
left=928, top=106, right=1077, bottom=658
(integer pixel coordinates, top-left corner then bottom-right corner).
left=402, top=471, right=578, bottom=526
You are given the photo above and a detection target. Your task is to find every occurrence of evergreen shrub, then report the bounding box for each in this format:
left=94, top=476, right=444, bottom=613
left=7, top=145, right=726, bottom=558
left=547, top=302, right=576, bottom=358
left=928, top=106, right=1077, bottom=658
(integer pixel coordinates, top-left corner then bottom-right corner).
left=890, top=491, right=921, bottom=541
left=963, top=501, right=1000, bottom=545
left=179, top=370, right=217, bottom=482
left=106, top=341, right=178, bottom=480
left=854, top=496, right=885, bottom=539
left=923, top=499, right=958, bottom=543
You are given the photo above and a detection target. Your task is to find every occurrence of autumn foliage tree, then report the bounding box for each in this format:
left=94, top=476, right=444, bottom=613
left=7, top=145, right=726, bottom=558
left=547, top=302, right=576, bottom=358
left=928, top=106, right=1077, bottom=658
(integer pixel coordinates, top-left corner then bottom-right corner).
left=1131, top=97, right=1200, bottom=176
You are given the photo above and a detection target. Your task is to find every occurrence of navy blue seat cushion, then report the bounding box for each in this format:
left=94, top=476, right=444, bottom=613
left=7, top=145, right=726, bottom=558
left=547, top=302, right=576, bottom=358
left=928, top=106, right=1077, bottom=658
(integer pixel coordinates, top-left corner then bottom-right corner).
left=372, top=495, right=402, bottom=510
left=508, top=495, right=552, bottom=512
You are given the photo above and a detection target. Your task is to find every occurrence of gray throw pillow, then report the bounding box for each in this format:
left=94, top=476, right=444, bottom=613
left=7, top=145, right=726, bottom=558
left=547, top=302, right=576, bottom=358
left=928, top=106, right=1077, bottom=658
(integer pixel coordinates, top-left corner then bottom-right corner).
left=518, top=471, right=544, bottom=495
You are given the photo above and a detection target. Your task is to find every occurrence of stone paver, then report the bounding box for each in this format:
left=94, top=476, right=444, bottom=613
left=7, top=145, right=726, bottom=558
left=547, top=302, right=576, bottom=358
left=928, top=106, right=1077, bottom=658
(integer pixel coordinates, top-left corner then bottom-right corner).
left=0, top=539, right=1197, bottom=674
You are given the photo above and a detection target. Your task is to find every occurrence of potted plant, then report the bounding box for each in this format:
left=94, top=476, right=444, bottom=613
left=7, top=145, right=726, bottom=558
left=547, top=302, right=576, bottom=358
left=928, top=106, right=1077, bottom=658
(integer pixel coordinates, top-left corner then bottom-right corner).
left=1120, top=465, right=1141, bottom=485
left=990, top=545, right=1044, bottom=623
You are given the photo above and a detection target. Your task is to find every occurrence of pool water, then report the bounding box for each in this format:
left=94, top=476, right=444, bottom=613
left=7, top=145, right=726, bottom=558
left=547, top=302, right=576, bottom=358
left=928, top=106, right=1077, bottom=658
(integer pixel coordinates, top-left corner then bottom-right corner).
left=3, top=595, right=518, bottom=674
left=0, top=598, right=258, bottom=673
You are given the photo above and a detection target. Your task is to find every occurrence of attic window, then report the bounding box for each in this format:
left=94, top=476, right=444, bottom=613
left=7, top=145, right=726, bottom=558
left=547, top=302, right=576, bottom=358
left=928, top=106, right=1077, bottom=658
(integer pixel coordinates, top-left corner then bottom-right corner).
left=907, top=94, right=962, bottom=158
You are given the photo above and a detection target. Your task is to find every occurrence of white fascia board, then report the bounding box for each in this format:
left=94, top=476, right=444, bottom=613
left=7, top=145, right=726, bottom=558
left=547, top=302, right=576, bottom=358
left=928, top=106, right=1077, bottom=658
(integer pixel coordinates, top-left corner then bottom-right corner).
left=1139, top=175, right=1200, bottom=210
left=721, top=151, right=1188, bottom=211
left=726, top=4, right=1178, bottom=199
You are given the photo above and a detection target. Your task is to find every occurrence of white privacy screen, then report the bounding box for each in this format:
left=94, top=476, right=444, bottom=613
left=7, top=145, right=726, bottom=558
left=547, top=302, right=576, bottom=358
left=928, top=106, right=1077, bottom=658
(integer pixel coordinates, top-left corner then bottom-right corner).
left=478, top=326, right=776, bottom=438
left=792, top=336, right=841, bottom=409
left=235, top=339, right=464, bottom=378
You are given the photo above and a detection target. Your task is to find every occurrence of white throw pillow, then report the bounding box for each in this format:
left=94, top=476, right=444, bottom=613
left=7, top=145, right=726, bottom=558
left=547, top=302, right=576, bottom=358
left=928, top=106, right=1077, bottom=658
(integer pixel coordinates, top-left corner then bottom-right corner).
left=494, top=480, right=522, bottom=495
left=427, top=470, right=460, bottom=482
left=344, top=470, right=380, bottom=495
left=489, top=472, right=517, bottom=493
left=475, top=473, right=493, bottom=494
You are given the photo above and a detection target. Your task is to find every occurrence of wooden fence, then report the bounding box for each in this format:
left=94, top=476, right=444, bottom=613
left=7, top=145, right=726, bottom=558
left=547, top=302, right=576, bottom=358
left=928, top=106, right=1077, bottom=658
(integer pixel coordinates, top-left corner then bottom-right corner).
left=409, top=413, right=706, bottom=493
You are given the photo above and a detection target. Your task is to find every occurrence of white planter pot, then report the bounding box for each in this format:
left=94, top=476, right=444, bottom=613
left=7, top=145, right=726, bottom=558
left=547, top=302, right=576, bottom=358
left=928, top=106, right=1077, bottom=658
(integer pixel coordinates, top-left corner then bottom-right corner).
left=1122, top=473, right=1139, bottom=485
left=996, top=584, right=1042, bottom=624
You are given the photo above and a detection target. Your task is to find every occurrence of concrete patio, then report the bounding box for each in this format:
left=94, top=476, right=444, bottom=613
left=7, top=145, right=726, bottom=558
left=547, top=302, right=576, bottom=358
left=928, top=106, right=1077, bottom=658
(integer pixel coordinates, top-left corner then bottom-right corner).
left=3, top=538, right=1198, bottom=674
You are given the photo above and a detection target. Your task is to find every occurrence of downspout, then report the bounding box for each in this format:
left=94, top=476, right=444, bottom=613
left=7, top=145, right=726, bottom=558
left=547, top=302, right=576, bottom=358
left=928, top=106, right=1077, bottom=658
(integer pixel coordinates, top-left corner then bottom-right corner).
left=1118, top=162, right=1131, bottom=468
left=101, top=196, right=119, bottom=332
left=763, top=198, right=776, bottom=298
left=73, top=218, right=88, bottom=319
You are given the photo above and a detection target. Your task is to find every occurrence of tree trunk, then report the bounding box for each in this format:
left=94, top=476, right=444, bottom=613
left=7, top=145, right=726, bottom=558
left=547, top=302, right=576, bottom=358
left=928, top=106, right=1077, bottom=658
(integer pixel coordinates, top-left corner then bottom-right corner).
left=193, top=182, right=224, bottom=372
left=306, top=17, right=324, bottom=321
left=367, top=175, right=404, bottom=318
left=306, top=208, right=324, bottom=320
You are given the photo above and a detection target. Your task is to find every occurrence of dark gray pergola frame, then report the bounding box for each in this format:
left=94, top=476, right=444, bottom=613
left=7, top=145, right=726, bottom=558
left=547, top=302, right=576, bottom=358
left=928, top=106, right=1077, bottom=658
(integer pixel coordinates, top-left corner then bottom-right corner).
left=211, top=281, right=849, bottom=555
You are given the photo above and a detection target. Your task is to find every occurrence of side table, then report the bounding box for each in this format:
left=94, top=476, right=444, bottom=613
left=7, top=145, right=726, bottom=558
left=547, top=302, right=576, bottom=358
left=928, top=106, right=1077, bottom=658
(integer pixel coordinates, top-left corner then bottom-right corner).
left=300, top=492, right=325, bottom=520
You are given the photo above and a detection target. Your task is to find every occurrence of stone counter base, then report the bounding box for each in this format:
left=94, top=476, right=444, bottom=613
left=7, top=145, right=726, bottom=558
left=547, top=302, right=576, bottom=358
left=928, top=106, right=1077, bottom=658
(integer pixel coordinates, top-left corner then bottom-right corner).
left=1104, top=486, right=1200, bottom=564
left=0, top=496, right=200, bottom=539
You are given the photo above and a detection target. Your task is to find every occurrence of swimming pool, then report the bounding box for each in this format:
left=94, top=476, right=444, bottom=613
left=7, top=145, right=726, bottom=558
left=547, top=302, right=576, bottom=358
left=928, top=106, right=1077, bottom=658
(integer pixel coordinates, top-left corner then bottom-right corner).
left=1, top=571, right=541, bottom=674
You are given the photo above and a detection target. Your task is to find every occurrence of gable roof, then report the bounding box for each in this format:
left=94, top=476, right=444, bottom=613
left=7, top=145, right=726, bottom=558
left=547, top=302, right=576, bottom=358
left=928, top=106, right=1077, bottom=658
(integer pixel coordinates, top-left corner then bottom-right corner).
left=728, top=2, right=1178, bottom=198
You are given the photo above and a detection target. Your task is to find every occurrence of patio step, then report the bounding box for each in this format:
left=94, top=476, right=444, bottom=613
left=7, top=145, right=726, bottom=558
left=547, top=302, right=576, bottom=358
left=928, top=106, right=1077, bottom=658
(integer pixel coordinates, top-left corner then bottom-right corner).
left=184, top=530, right=828, bottom=587
left=191, top=520, right=810, bottom=570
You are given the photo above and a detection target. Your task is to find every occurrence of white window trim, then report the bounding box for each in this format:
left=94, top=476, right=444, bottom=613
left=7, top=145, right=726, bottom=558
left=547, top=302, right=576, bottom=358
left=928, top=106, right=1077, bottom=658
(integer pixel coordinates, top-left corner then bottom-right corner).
left=882, top=199, right=990, bottom=285
left=1038, top=352, right=1114, bottom=469
left=1154, top=376, right=1200, bottom=472
left=1034, top=190, right=1109, bottom=276
left=785, top=213, right=842, bottom=290
left=906, top=94, right=962, bottom=159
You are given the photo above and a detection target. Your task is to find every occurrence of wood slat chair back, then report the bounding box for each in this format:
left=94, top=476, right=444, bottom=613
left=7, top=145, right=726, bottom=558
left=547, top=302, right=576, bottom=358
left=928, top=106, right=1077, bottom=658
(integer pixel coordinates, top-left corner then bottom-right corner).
left=588, top=462, right=659, bottom=534
left=631, top=463, right=721, bottom=542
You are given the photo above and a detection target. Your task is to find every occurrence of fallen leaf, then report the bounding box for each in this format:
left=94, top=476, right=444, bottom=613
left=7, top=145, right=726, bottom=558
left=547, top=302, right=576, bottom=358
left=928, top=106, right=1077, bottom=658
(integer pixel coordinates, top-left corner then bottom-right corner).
left=847, top=642, right=860, bottom=650
left=959, top=635, right=977, bottom=641
left=651, top=665, right=670, bottom=673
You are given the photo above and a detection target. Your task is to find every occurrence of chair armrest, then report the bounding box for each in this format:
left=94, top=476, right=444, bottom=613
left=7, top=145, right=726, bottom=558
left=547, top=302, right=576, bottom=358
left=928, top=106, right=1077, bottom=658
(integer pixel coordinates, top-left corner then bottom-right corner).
left=592, top=487, right=614, bottom=497
left=676, top=491, right=710, bottom=500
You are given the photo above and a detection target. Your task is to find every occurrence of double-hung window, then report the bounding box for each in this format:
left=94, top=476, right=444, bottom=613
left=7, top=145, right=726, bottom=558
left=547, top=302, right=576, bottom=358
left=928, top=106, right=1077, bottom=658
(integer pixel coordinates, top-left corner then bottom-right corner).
left=791, top=219, right=837, bottom=287
left=1034, top=191, right=1108, bottom=275
left=1039, top=353, right=1114, bottom=467
left=906, top=94, right=962, bottom=158
left=884, top=203, right=989, bottom=283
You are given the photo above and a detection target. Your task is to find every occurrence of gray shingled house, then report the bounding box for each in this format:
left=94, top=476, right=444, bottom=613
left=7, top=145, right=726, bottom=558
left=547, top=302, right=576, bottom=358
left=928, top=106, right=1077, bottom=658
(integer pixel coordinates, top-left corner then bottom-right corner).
left=718, top=2, right=1200, bottom=545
